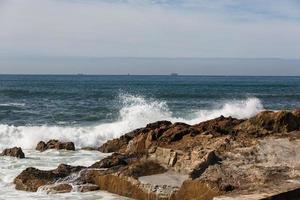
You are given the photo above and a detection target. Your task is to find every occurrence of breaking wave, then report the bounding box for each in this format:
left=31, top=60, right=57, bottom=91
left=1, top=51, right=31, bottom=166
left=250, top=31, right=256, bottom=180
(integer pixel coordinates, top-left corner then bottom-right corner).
left=0, top=94, right=264, bottom=150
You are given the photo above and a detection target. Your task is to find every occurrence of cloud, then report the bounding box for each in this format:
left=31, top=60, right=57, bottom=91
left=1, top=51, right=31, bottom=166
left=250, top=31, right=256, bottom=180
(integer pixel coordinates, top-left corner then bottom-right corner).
left=0, top=0, right=299, bottom=58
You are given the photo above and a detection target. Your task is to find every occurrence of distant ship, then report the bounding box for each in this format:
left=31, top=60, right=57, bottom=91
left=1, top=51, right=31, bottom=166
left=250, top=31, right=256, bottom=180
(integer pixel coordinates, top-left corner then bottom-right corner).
left=170, top=73, right=178, bottom=76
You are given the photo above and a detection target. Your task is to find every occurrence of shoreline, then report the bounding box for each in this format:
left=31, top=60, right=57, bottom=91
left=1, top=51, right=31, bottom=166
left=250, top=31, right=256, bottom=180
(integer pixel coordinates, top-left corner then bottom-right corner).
left=2, top=109, right=300, bottom=199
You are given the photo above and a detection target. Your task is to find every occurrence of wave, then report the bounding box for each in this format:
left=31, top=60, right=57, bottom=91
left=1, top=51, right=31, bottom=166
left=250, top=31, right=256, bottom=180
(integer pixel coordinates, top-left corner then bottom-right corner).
left=0, top=103, right=26, bottom=107
left=0, top=94, right=264, bottom=150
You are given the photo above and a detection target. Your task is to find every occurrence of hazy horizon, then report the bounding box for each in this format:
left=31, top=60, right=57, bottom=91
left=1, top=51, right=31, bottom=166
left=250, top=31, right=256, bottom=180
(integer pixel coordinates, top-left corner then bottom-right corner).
left=0, top=57, right=300, bottom=76
left=0, top=0, right=299, bottom=75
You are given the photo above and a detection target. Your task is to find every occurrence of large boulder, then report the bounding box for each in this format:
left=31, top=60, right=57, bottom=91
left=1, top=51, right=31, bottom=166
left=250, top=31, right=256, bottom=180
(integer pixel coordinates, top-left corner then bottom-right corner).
left=1, top=147, right=25, bottom=158
left=14, top=164, right=85, bottom=192
left=36, top=140, right=75, bottom=152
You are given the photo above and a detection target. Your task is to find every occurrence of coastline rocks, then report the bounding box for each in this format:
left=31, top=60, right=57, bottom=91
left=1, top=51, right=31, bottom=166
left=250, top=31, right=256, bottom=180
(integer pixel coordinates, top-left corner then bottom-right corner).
left=0, top=147, right=25, bottom=158
left=14, top=164, right=85, bottom=192
left=36, top=140, right=75, bottom=152
left=13, top=109, right=300, bottom=199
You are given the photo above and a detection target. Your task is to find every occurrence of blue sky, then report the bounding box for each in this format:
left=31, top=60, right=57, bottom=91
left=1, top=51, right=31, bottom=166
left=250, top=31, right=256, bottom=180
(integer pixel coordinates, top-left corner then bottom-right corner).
left=0, top=0, right=299, bottom=74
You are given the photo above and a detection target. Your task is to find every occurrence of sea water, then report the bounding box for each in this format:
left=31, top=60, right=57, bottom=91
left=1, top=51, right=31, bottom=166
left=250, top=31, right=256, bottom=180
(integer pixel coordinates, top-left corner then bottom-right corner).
left=0, top=75, right=299, bottom=199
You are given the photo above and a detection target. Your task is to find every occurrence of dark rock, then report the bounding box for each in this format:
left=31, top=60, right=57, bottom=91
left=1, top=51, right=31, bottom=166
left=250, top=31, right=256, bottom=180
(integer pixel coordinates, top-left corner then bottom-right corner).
left=36, top=140, right=75, bottom=152
left=14, top=164, right=85, bottom=192
left=1, top=147, right=25, bottom=158
left=89, top=153, right=128, bottom=168
left=36, top=141, right=47, bottom=152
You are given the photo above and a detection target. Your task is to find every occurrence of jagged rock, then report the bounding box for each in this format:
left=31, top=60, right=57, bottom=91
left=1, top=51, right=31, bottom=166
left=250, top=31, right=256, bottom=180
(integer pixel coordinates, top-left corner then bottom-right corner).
left=193, top=116, right=244, bottom=136
left=13, top=110, right=300, bottom=200
left=89, top=153, right=128, bottom=168
left=99, top=121, right=172, bottom=153
left=36, top=140, right=75, bottom=152
left=1, top=147, right=25, bottom=158
left=237, top=110, right=300, bottom=135
left=14, top=164, right=85, bottom=192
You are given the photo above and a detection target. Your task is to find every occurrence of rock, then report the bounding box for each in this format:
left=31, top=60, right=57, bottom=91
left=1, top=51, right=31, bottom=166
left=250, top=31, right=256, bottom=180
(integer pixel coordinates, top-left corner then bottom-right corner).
left=237, top=110, right=300, bottom=135
left=120, top=160, right=167, bottom=178
left=36, top=141, right=47, bottom=152
left=89, top=153, right=128, bottom=168
left=193, top=116, right=244, bottom=136
left=99, top=120, right=172, bottom=153
left=36, top=140, right=75, bottom=152
left=174, top=180, right=221, bottom=200
left=14, top=164, right=85, bottom=192
left=190, top=151, right=221, bottom=179
left=44, top=183, right=73, bottom=194
left=81, top=147, right=98, bottom=151
left=14, top=110, right=300, bottom=200
left=43, top=183, right=99, bottom=194
left=1, top=147, right=25, bottom=158
left=76, top=184, right=99, bottom=192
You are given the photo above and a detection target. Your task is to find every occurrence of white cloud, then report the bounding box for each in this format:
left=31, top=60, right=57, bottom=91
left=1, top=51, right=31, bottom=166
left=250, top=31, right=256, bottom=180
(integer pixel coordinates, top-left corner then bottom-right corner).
left=0, top=0, right=299, bottom=58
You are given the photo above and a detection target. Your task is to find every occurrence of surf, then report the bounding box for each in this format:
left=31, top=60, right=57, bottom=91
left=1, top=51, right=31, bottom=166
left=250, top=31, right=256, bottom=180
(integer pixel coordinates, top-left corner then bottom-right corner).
left=0, top=94, right=264, bottom=150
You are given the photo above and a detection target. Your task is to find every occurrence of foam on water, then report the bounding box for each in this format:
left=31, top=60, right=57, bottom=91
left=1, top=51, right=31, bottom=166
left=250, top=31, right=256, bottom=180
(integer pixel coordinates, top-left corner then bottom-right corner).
left=0, top=149, right=129, bottom=200
left=0, top=94, right=264, bottom=150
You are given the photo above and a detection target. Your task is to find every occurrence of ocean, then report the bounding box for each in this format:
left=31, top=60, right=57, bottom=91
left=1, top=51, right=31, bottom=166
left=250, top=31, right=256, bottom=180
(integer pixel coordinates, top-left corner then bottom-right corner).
left=0, top=75, right=299, bottom=199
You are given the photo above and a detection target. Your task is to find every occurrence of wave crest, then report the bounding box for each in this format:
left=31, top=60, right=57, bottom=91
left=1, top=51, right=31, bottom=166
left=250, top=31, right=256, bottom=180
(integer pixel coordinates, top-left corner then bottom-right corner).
left=0, top=95, right=263, bottom=150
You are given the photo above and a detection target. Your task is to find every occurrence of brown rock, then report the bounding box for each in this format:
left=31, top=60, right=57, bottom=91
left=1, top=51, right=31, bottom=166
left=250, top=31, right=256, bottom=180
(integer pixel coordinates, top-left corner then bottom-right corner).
left=89, top=153, right=128, bottom=168
left=45, top=183, right=73, bottom=194
left=174, top=180, right=221, bottom=200
left=36, top=140, right=75, bottom=152
left=237, top=110, right=300, bottom=135
left=99, top=120, right=172, bottom=153
left=1, top=147, right=25, bottom=158
left=14, top=164, right=85, bottom=192
left=36, top=141, right=47, bottom=152
left=194, top=116, right=244, bottom=136
left=121, top=160, right=167, bottom=178
left=77, top=184, right=99, bottom=192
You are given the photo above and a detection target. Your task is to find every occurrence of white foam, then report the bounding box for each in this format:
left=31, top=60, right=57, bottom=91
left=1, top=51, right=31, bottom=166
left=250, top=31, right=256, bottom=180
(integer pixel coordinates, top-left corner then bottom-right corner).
left=0, top=94, right=264, bottom=150
left=0, top=103, right=26, bottom=107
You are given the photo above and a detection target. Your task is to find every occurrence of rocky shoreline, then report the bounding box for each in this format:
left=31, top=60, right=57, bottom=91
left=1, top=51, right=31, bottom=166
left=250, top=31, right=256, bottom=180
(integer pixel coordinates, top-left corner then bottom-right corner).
left=4, top=109, right=300, bottom=199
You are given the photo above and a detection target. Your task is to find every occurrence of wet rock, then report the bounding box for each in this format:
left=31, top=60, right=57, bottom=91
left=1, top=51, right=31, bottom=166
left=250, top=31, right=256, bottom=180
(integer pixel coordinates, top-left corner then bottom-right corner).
left=44, top=183, right=73, bottom=194
left=36, top=140, right=75, bottom=152
left=81, top=147, right=98, bottom=151
left=77, top=184, right=99, bottom=192
left=1, top=147, right=25, bottom=158
left=14, top=164, right=85, bottom=192
left=89, top=153, right=128, bottom=168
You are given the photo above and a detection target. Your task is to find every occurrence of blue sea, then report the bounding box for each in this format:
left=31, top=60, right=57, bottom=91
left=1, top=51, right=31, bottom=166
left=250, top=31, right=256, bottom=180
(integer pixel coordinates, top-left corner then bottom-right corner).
left=0, top=74, right=299, bottom=149
left=0, top=75, right=299, bottom=200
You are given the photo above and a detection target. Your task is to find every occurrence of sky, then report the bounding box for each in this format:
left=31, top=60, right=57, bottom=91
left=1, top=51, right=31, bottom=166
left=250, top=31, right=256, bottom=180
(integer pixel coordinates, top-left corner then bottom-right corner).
left=0, top=0, right=299, bottom=75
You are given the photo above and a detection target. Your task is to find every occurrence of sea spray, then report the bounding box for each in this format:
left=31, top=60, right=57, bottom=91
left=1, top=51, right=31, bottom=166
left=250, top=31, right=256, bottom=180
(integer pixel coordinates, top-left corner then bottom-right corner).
left=0, top=94, right=264, bottom=150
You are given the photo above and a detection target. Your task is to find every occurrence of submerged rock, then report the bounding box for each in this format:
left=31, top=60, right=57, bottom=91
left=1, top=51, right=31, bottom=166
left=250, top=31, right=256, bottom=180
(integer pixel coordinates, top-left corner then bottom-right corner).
left=1, top=147, right=25, bottom=158
left=36, top=140, right=75, bottom=152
